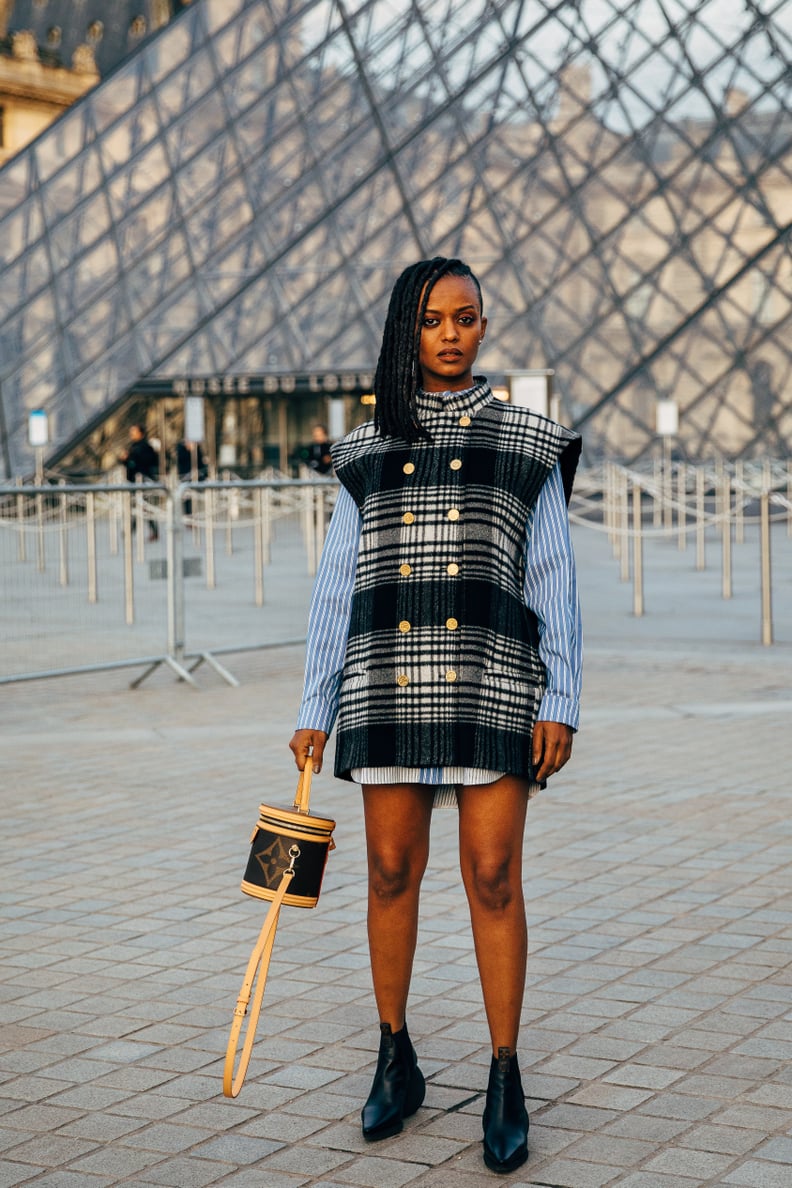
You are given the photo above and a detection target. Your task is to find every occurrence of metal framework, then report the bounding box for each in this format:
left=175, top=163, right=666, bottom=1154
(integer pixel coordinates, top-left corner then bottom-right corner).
left=0, top=0, right=790, bottom=476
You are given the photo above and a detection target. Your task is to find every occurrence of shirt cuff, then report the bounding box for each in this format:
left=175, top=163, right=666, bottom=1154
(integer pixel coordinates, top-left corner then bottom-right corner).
left=295, top=697, right=337, bottom=735
left=537, top=691, right=579, bottom=731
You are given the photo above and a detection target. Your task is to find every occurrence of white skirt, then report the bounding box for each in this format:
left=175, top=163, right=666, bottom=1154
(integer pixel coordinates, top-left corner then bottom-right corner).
left=351, top=766, right=541, bottom=808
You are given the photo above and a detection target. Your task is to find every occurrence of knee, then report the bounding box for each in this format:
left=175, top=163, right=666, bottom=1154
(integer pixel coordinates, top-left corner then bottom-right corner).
left=368, top=850, right=422, bottom=904
left=464, top=854, right=518, bottom=913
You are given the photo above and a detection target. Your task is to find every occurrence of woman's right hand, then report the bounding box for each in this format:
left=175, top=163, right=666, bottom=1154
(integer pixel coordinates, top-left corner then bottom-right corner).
left=289, top=729, right=328, bottom=773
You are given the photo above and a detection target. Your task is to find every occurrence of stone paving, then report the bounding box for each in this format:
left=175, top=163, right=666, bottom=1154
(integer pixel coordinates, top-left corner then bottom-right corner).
left=1, top=523, right=791, bottom=1187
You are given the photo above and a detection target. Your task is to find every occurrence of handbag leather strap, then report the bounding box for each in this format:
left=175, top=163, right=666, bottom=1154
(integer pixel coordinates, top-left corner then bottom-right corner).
left=223, top=757, right=316, bottom=1098
left=223, top=864, right=294, bottom=1097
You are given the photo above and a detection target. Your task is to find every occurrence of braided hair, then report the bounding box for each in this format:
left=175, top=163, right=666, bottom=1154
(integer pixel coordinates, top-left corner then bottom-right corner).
left=373, top=257, right=483, bottom=441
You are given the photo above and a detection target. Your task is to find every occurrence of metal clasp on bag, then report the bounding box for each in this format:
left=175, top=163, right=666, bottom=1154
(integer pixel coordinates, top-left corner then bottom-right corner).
left=285, top=845, right=300, bottom=877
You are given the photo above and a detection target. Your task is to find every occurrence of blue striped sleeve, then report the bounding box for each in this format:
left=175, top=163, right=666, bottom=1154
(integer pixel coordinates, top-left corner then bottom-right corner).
left=524, top=463, right=582, bottom=730
left=295, top=484, right=361, bottom=733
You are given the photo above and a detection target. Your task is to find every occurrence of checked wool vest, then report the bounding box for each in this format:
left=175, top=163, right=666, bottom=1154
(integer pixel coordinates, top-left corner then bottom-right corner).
left=330, top=380, right=581, bottom=781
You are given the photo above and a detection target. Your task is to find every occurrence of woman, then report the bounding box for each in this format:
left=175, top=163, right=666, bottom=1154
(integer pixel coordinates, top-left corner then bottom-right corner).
left=290, top=257, right=581, bottom=1174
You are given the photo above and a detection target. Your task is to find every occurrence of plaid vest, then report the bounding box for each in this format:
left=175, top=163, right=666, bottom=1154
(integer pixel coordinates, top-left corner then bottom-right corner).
left=331, top=381, right=581, bottom=781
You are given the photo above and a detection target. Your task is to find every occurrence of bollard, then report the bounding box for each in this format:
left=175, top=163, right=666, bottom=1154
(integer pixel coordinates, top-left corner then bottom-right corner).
left=122, top=491, right=135, bottom=625
left=262, top=487, right=272, bottom=566
left=58, top=482, right=69, bottom=587
left=304, top=485, right=317, bottom=577
left=760, top=490, right=773, bottom=646
left=253, top=488, right=265, bottom=608
left=677, top=462, right=687, bottom=551
left=695, top=467, right=706, bottom=571
left=620, top=470, right=630, bottom=582
left=734, top=460, right=744, bottom=545
left=225, top=473, right=235, bottom=556
left=720, top=470, right=732, bottom=600
left=204, top=485, right=216, bottom=590
left=663, top=442, right=673, bottom=535
left=16, top=478, right=26, bottom=562
left=653, top=456, right=662, bottom=529
left=632, top=480, right=644, bottom=617
left=86, top=491, right=98, bottom=604
left=166, top=492, right=186, bottom=665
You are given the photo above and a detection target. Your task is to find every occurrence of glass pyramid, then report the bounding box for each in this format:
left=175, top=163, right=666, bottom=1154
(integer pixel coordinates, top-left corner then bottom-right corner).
left=1, top=0, right=790, bottom=477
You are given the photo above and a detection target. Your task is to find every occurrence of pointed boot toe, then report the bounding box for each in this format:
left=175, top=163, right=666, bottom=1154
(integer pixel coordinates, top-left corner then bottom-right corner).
left=361, top=1022, right=425, bottom=1142
left=482, top=1048, right=529, bottom=1174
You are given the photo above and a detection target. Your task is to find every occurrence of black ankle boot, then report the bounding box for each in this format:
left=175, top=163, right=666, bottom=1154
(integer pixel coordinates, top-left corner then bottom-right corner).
left=361, top=1022, right=426, bottom=1141
left=482, top=1047, right=529, bottom=1174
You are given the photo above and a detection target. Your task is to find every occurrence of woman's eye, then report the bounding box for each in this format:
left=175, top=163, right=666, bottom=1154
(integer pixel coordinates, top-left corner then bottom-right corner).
left=423, top=317, right=439, bottom=327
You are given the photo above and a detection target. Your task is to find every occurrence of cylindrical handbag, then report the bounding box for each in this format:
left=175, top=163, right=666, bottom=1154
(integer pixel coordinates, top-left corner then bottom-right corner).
left=223, top=758, right=335, bottom=1097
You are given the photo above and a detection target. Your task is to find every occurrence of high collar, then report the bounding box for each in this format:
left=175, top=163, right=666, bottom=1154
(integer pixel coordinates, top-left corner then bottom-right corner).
left=415, top=377, right=494, bottom=419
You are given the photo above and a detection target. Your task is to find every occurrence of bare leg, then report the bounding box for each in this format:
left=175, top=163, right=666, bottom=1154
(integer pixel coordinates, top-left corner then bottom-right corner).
left=362, top=783, right=433, bottom=1028
left=457, top=776, right=531, bottom=1055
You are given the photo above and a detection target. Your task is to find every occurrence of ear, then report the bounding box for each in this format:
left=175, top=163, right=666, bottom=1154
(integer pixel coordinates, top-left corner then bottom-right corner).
left=479, top=315, right=488, bottom=343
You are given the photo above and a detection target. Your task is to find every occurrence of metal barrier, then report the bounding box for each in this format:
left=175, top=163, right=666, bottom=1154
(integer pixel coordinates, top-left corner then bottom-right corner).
left=0, top=478, right=335, bottom=685
left=1, top=462, right=788, bottom=686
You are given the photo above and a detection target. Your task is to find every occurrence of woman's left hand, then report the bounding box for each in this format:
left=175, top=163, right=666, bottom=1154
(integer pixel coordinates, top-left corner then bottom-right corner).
left=532, top=721, right=573, bottom=782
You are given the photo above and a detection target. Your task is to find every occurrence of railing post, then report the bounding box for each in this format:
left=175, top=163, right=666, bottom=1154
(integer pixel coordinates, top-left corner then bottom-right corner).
left=86, top=491, right=98, bottom=604
left=122, top=491, right=134, bottom=625
left=632, top=480, right=644, bottom=617
left=760, top=490, right=773, bottom=646
left=695, top=466, right=706, bottom=571
left=720, top=468, right=732, bottom=600
left=620, top=471, right=630, bottom=582
left=167, top=488, right=186, bottom=663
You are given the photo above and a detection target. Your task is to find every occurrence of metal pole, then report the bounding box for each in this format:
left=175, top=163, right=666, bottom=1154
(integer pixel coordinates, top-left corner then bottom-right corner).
left=652, top=456, right=662, bottom=529
left=122, top=491, right=134, bottom=625
left=109, top=490, right=119, bottom=555
left=262, top=486, right=272, bottom=565
left=35, top=490, right=45, bottom=573
left=663, top=438, right=673, bottom=534
left=760, top=490, right=773, bottom=646
left=787, top=461, right=792, bottom=539
left=205, top=485, right=216, bottom=590
left=632, top=480, right=644, bottom=617
left=305, top=485, right=317, bottom=576
left=677, top=462, right=687, bottom=551
left=58, top=481, right=69, bottom=587
left=253, top=488, right=264, bottom=607
left=620, top=471, right=630, bottom=582
left=86, top=491, right=98, bottom=604
left=224, top=471, right=234, bottom=556
left=734, top=460, right=744, bottom=545
left=721, top=469, right=732, bottom=600
left=16, top=477, right=26, bottom=562
left=695, top=466, right=706, bottom=571
left=135, top=476, right=145, bottom=563
left=167, top=490, right=186, bottom=663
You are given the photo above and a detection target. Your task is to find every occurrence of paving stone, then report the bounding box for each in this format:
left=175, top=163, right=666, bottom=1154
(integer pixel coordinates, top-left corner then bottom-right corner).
left=2, top=535, right=792, bottom=1186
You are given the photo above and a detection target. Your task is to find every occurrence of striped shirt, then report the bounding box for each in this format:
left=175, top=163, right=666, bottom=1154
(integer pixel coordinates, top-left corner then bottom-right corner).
left=296, top=460, right=582, bottom=781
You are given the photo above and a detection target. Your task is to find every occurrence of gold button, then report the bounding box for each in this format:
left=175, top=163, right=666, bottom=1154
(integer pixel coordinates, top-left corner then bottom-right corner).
left=396, top=674, right=409, bottom=687
left=398, top=620, right=411, bottom=633
left=450, top=459, right=462, bottom=470
left=446, top=617, right=458, bottom=631
left=447, top=563, right=459, bottom=575
left=445, top=670, right=457, bottom=683
left=403, top=462, right=415, bottom=474
left=459, top=415, right=471, bottom=427
left=447, top=508, right=460, bottom=521
left=399, top=563, right=412, bottom=576
left=403, top=512, right=415, bottom=525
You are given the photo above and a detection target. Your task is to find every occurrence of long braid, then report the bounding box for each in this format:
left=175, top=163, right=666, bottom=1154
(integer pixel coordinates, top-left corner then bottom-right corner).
left=374, top=257, right=483, bottom=441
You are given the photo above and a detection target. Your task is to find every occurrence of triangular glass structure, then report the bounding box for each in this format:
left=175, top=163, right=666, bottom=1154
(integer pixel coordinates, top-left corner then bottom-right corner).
left=1, top=0, right=790, bottom=476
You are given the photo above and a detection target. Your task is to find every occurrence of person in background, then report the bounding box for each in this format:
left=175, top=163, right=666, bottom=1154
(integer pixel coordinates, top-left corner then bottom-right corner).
left=121, top=423, right=160, bottom=540
left=304, top=424, right=334, bottom=475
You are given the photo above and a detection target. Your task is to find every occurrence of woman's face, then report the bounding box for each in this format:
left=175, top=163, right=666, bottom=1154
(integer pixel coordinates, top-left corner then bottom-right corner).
left=418, top=274, right=487, bottom=393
